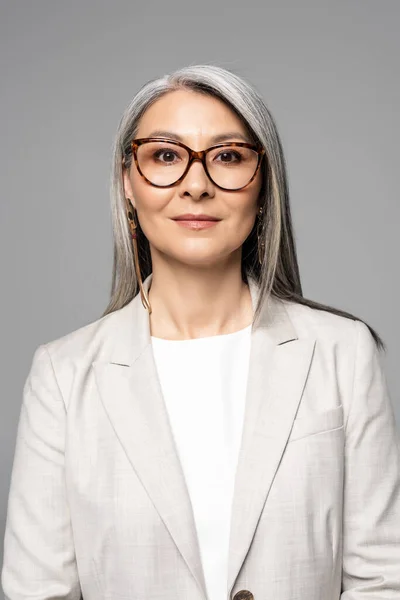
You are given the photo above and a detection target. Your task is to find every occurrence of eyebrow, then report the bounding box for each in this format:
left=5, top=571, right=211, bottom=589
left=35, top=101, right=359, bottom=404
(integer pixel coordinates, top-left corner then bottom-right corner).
left=144, top=129, right=252, bottom=144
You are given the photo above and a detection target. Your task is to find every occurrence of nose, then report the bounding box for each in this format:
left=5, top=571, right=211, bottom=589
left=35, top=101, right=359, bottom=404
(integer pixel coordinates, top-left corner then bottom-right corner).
left=179, top=157, right=214, bottom=198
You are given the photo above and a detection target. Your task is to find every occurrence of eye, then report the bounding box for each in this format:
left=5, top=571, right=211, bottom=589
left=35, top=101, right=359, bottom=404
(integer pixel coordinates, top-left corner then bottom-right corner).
left=153, top=148, right=181, bottom=164
left=213, top=149, right=244, bottom=164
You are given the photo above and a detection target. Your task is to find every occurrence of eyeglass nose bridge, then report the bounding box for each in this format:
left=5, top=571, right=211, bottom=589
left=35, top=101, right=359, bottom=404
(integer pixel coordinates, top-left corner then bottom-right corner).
left=158, top=147, right=213, bottom=188
left=183, top=148, right=211, bottom=179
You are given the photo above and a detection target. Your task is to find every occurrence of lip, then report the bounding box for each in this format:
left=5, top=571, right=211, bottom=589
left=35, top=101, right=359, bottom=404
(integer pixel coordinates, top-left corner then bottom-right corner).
left=172, top=214, right=221, bottom=221
left=173, top=219, right=219, bottom=230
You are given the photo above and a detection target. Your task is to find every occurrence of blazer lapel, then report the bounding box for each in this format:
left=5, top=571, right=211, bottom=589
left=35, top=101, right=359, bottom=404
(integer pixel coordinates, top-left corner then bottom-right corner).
left=92, top=273, right=315, bottom=600
left=226, top=296, right=316, bottom=597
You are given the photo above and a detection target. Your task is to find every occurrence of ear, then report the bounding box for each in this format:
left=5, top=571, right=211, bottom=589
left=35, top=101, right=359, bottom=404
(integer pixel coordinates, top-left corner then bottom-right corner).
left=122, top=166, right=136, bottom=209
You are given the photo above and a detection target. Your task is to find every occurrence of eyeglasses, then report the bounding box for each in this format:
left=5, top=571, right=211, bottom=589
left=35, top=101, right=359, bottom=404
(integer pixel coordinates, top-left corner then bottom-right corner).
left=127, top=138, right=266, bottom=191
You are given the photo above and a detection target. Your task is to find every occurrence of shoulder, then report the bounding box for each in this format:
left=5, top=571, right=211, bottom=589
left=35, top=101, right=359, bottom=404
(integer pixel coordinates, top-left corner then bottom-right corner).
left=286, top=299, right=357, bottom=334
left=280, top=300, right=387, bottom=418
left=281, top=298, right=370, bottom=345
left=38, top=303, right=130, bottom=367
left=25, top=304, right=132, bottom=405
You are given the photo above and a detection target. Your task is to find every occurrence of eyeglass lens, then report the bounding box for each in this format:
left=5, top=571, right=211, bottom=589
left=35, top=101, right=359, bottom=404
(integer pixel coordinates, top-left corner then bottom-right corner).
left=136, top=141, right=259, bottom=189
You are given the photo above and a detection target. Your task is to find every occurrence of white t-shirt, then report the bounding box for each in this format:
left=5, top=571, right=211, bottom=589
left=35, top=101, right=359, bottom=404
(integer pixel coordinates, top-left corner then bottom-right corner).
left=150, top=323, right=252, bottom=600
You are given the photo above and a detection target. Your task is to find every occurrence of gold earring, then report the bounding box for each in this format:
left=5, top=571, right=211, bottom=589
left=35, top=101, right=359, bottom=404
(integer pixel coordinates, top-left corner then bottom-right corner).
left=257, top=205, right=265, bottom=265
left=125, top=198, right=152, bottom=314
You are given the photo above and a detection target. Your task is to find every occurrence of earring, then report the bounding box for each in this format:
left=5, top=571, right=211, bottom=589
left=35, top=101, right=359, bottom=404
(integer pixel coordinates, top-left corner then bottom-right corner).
left=257, top=205, right=265, bottom=265
left=125, top=198, right=152, bottom=314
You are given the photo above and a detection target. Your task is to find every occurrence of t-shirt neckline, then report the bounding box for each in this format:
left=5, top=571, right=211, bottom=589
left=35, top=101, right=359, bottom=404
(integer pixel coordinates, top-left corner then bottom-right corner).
left=150, top=323, right=252, bottom=343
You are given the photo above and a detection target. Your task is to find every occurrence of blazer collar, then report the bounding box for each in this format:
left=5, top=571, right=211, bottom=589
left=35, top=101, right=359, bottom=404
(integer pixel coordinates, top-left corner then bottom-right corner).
left=93, top=273, right=315, bottom=600
left=108, top=272, right=297, bottom=367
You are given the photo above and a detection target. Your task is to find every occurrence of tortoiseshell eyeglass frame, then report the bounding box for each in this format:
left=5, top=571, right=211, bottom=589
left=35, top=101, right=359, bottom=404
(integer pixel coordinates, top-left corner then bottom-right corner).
left=123, top=137, right=266, bottom=192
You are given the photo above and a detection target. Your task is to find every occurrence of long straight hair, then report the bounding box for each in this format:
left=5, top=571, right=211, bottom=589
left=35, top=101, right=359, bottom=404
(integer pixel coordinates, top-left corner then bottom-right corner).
left=102, top=63, right=385, bottom=351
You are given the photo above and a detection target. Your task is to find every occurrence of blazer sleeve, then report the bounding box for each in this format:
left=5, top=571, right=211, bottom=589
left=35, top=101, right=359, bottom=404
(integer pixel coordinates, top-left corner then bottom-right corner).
left=341, top=319, right=400, bottom=598
left=1, top=344, right=82, bottom=600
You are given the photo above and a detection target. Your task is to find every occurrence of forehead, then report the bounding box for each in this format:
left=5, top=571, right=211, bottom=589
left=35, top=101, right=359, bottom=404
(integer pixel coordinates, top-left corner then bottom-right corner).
left=136, top=89, right=249, bottom=140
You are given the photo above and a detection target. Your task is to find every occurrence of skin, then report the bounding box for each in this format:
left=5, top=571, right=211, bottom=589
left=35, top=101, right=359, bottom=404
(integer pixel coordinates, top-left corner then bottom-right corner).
left=122, top=89, right=263, bottom=340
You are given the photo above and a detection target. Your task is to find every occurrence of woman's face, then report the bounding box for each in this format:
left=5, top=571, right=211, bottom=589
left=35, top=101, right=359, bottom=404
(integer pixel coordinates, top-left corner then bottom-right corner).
left=122, top=89, right=263, bottom=269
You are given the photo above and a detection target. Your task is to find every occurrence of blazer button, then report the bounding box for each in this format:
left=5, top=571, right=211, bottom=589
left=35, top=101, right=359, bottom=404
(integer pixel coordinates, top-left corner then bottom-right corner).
left=232, top=591, right=254, bottom=600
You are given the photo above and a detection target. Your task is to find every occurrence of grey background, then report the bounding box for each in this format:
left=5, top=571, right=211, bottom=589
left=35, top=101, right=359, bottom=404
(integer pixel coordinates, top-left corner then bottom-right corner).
left=0, top=0, right=399, bottom=568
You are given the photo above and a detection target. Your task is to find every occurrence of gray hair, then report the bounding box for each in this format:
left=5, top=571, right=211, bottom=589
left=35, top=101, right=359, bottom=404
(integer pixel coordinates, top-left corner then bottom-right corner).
left=101, top=63, right=385, bottom=351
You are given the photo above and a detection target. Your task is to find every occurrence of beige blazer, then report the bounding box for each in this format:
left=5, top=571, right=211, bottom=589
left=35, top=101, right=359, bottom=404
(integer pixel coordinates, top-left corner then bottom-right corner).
left=2, top=273, right=400, bottom=600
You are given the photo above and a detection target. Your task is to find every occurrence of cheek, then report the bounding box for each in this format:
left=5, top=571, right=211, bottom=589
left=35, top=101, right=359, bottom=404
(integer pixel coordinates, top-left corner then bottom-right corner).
left=228, top=193, right=258, bottom=229
left=132, top=178, right=172, bottom=219
left=225, top=208, right=257, bottom=243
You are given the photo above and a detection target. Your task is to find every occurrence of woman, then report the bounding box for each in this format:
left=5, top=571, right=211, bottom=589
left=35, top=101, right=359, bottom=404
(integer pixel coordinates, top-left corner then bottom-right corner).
left=2, top=64, right=400, bottom=600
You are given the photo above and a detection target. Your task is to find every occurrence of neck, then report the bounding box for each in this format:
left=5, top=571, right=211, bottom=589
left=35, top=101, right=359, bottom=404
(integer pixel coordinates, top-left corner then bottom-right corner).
left=147, top=261, right=253, bottom=341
